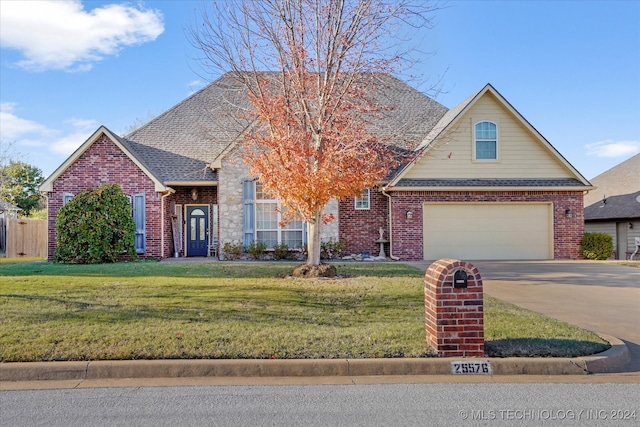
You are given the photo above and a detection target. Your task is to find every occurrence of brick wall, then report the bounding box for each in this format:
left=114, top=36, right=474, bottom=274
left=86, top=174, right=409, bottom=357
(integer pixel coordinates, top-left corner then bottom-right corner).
left=390, top=190, right=585, bottom=261
left=338, top=187, right=389, bottom=256
left=424, top=258, right=484, bottom=357
left=46, top=135, right=161, bottom=259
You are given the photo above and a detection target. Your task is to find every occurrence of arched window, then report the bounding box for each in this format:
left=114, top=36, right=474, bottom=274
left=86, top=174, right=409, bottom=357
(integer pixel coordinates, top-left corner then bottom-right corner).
left=474, top=121, right=497, bottom=160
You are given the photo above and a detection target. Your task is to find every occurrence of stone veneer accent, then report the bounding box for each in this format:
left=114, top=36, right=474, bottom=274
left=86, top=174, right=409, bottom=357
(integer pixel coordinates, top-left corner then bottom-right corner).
left=218, top=147, right=250, bottom=245
left=424, top=258, right=484, bottom=357
left=217, top=146, right=338, bottom=248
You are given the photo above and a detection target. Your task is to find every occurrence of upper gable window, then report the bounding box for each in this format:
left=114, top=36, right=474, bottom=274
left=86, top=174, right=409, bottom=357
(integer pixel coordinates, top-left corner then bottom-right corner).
left=474, top=121, right=498, bottom=160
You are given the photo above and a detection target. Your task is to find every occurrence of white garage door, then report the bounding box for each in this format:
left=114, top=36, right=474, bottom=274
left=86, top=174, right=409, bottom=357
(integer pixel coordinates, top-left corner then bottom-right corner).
left=423, top=203, right=552, bottom=260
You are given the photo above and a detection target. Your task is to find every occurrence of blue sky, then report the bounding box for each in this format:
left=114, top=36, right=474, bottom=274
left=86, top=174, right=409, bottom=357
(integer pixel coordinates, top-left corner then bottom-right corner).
left=1, top=0, right=639, bottom=180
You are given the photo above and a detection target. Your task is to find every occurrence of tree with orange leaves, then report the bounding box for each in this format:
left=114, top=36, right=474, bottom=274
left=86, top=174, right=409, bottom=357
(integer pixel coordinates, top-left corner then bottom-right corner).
left=190, top=0, right=437, bottom=269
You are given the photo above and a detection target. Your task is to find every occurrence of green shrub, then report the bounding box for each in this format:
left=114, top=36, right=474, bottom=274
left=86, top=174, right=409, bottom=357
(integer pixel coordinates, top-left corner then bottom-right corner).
left=222, top=241, right=243, bottom=260
left=272, top=243, right=290, bottom=260
left=320, top=238, right=347, bottom=260
left=246, top=241, right=267, bottom=260
left=580, top=232, right=613, bottom=260
left=55, top=184, right=136, bottom=264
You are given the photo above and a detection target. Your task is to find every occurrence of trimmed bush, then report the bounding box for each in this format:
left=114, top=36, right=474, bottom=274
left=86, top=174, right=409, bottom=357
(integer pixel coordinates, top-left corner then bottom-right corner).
left=246, top=241, right=267, bottom=260
left=222, top=241, right=243, bottom=260
left=272, top=243, right=290, bottom=260
left=55, top=184, right=136, bottom=263
left=580, top=232, right=613, bottom=260
left=320, top=238, right=347, bottom=260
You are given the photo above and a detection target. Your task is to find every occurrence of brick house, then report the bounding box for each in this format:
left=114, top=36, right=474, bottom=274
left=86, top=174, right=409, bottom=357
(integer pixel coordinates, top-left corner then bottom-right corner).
left=40, top=73, right=592, bottom=261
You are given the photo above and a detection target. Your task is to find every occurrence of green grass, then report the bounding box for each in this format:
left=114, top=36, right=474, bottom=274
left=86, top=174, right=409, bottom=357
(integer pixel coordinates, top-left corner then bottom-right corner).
left=0, top=261, right=609, bottom=362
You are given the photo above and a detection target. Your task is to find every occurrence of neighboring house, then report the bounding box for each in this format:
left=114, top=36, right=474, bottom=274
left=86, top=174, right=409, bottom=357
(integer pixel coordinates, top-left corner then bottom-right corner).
left=583, top=153, right=640, bottom=260
left=40, top=73, right=592, bottom=261
left=0, top=200, right=21, bottom=219
left=0, top=200, right=21, bottom=253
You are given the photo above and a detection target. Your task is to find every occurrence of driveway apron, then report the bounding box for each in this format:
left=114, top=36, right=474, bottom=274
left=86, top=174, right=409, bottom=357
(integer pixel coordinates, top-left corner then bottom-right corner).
left=406, top=260, right=640, bottom=373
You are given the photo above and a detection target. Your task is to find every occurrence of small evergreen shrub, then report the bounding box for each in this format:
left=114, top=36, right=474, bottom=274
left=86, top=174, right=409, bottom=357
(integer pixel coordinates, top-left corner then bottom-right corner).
left=246, top=241, right=267, bottom=260
left=222, top=241, right=243, bottom=260
left=272, top=243, right=290, bottom=260
left=580, top=232, right=614, bottom=260
left=320, top=238, right=347, bottom=260
left=55, top=184, right=136, bottom=264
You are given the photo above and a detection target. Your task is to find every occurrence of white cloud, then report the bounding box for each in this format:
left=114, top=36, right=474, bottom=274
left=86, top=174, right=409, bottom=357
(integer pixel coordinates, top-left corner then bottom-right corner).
left=49, top=118, right=99, bottom=154
left=586, top=139, right=640, bottom=158
left=0, top=0, right=164, bottom=72
left=0, top=102, right=54, bottom=140
left=0, top=102, right=96, bottom=155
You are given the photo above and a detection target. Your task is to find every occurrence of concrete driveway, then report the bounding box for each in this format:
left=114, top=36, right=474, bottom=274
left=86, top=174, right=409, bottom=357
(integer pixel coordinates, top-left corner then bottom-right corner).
left=406, top=260, right=640, bottom=372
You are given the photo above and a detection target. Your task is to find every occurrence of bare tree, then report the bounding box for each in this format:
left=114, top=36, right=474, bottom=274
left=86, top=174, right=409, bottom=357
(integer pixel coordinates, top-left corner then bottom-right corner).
left=190, top=0, right=438, bottom=269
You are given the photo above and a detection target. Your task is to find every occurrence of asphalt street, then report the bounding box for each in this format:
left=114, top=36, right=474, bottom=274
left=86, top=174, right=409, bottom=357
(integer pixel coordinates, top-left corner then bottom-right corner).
left=1, top=382, right=638, bottom=427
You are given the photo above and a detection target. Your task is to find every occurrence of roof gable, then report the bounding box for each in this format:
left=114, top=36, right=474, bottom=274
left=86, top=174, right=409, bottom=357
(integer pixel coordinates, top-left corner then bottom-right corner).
left=39, top=126, right=168, bottom=193
left=387, top=84, right=592, bottom=189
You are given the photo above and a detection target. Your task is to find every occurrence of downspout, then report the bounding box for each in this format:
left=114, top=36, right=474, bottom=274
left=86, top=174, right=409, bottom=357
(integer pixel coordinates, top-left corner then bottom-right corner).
left=381, top=187, right=400, bottom=261
left=160, top=188, right=175, bottom=259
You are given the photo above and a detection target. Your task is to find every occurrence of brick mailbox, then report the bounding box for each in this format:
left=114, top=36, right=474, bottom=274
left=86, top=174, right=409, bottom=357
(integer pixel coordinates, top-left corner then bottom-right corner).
left=424, top=258, right=484, bottom=357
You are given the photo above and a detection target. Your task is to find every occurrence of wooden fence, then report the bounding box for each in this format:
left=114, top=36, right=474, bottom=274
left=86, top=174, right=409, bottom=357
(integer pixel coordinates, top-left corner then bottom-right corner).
left=0, top=217, right=5, bottom=253
left=5, top=219, right=47, bottom=258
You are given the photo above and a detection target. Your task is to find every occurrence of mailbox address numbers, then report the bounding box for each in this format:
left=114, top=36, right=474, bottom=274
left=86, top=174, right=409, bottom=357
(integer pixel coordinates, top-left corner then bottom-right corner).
left=451, top=361, right=492, bottom=375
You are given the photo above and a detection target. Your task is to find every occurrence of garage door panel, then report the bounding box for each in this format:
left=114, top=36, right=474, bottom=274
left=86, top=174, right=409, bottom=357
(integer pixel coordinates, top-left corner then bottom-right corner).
left=423, top=203, right=552, bottom=260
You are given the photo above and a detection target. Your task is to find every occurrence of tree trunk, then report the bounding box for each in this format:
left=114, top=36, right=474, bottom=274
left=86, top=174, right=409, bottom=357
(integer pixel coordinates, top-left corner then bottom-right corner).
left=306, top=209, right=322, bottom=266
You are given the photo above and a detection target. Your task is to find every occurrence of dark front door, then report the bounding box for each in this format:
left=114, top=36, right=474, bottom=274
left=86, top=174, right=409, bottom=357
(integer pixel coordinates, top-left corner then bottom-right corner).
left=187, top=205, right=209, bottom=256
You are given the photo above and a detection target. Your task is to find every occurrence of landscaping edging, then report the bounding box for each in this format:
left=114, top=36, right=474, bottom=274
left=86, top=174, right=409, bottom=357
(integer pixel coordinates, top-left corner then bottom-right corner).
left=0, top=334, right=628, bottom=382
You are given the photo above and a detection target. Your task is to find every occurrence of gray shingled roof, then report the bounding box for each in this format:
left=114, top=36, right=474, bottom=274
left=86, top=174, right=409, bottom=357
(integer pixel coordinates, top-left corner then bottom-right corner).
left=125, top=73, right=252, bottom=183
left=416, top=87, right=481, bottom=150
left=361, top=74, right=448, bottom=150
left=584, top=190, right=640, bottom=220
left=395, top=178, right=586, bottom=188
left=0, top=200, right=20, bottom=212
left=584, top=153, right=640, bottom=207
left=123, top=72, right=448, bottom=184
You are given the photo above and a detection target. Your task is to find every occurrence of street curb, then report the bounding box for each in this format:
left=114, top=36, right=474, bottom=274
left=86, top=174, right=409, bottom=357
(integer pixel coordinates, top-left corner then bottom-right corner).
left=579, top=334, right=630, bottom=374
left=0, top=334, right=628, bottom=382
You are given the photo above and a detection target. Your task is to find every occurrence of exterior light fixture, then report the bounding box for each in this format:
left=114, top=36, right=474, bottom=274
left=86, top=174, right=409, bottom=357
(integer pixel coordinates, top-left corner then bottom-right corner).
left=406, top=210, right=413, bottom=220
left=565, top=208, right=572, bottom=218
left=191, top=188, right=198, bottom=201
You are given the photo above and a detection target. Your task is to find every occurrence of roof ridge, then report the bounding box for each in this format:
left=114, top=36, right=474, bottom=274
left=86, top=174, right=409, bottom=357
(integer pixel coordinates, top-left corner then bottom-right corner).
left=126, top=72, right=238, bottom=140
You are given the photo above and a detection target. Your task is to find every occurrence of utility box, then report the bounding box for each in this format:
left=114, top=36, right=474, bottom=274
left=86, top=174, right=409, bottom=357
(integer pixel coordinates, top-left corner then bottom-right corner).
left=424, top=259, right=484, bottom=357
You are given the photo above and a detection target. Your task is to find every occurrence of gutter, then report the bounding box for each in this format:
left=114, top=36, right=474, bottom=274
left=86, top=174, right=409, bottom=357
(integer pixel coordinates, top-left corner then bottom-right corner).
left=380, top=186, right=400, bottom=261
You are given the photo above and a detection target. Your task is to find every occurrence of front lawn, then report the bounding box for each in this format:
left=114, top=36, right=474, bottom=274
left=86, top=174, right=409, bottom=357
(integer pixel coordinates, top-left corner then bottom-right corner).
left=0, top=261, right=609, bottom=362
